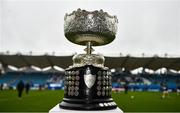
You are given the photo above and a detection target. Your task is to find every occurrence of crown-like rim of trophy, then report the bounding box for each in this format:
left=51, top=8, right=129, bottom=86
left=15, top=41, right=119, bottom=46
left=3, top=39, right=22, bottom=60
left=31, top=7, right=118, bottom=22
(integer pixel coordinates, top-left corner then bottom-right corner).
left=64, top=9, right=118, bottom=46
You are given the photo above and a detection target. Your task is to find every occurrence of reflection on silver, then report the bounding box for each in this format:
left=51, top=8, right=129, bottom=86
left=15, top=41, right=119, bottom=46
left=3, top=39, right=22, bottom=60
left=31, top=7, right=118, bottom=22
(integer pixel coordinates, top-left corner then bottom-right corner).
left=111, top=102, right=116, bottom=106
left=72, top=76, right=75, bottom=80
left=71, top=71, right=74, bottom=75
left=108, top=103, right=112, bottom=106
left=106, top=91, right=109, bottom=96
left=71, top=81, right=74, bottom=85
left=103, top=81, right=106, bottom=85
left=102, top=76, right=106, bottom=80
left=98, top=76, right=101, bottom=80
left=97, top=86, right=101, bottom=90
left=86, top=89, right=90, bottom=95
left=106, top=75, right=109, bottom=80
left=102, top=87, right=105, bottom=90
left=97, top=81, right=101, bottom=85
left=64, top=86, right=67, bottom=90
left=70, top=91, right=74, bottom=96
left=106, top=81, right=109, bottom=85
left=104, top=103, right=108, bottom=106
left=69, top=76, right=72, bottom=80
left=102, top=91, right=105, bottom=96
left=97, top=71, right=101, bottom=76
left=97, top=91, right=101, bottom=96
left=68, top=86, right=71, bottom=91
left=106, top=71, right=109, bottom=76
left=109, top=76, right=112, bottom=80
left=108, top=71, right=111, bottom=76
left=72, top=54, right=105, bottom=68
left=72, top=71, right=75, bottom=75
left=71, top=86, right=74, bottom=90
left=76, top=76, right=80, bottom=80
left=68, top=71, right=71, bottom=75
left=84, top=67, right=96, bottom=88
left=65, top=71, right=68, bottom=75
left=75, top=86, right=79, bottom=90
left=76, top=71, right=79, bottom=75
left=103, top=71, right=106, bottom=76
left=63, top=9, right=117, bottom=106
left=64, top=9, right=118, bottom=46
left=75, top=91, right=79, bottom=96
left=75, top=81, right=79, bottom=86
left=69, top=81, right=71, bottom=85
left=106, top=86, right=109, bottom=90
left=99, top=103, right=104, bottom=107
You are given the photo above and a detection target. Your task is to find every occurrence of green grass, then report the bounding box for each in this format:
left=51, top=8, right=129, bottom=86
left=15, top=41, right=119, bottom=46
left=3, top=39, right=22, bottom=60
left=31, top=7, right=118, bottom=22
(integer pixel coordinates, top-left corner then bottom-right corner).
left=0, top=90, right=64, bottom=112
left=0, top=90, right=180, bottom=112
left=113, top=91, right=180, bottom=112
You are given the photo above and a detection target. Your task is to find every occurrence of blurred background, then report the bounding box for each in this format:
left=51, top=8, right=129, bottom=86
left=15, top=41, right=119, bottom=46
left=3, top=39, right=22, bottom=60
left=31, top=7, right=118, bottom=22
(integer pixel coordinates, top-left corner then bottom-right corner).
left=0, top=0, right=180, bottom=112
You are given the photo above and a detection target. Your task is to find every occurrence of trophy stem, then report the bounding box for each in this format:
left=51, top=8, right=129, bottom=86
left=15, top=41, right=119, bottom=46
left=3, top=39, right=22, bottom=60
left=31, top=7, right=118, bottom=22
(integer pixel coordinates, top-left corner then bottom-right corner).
left=84, top=42, right=94, bottom=55
left=87, top=42, right=91, bottom=55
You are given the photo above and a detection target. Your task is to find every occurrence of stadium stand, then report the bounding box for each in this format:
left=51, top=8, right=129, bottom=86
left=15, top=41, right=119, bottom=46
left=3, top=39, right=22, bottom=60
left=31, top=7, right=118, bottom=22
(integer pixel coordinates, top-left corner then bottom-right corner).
left=0, top=71, right=64, bottom=90
left=0, top=70, right=179, bottom=92
left=111, top=71, right=180, bottom=92
left=0, top=54, right=180, bottom=92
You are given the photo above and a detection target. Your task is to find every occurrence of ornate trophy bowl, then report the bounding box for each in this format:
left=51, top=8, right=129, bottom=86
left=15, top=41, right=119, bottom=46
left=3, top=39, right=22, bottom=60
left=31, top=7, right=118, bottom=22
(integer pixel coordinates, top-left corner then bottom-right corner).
left=60, top=9, right=118, bottom=110
left=64, top=8, right=118, bottom=46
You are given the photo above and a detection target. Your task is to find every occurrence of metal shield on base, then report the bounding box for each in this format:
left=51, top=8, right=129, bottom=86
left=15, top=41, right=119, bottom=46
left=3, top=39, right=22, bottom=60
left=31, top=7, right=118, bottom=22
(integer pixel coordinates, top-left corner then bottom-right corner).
left=84, top=74, right=96, bottom=89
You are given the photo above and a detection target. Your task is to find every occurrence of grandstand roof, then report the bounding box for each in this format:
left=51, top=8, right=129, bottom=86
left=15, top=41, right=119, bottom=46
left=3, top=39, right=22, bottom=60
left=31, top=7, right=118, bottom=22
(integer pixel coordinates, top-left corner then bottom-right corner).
left=0, top=54, right=180, bottom=71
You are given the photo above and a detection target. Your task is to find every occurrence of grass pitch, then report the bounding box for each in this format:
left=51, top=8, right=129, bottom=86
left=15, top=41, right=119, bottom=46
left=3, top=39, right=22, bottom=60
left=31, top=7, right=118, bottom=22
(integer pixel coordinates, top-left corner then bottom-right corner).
left=0, top=90, right=180, bottom=112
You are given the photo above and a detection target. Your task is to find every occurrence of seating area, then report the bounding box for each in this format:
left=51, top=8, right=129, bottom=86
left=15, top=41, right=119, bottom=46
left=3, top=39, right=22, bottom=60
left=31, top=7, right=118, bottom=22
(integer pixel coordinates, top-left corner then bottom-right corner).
left=0, top=72, right=62, bottom=87
left=112, top=73, right=180, bottom=91
left=0, top=71, right=179, bottom=91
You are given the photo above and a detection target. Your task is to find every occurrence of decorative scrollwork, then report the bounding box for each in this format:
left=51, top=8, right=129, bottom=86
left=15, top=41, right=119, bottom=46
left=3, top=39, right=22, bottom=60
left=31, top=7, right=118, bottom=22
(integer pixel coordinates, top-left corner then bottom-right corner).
left=64, top=8, right=118, bottom=46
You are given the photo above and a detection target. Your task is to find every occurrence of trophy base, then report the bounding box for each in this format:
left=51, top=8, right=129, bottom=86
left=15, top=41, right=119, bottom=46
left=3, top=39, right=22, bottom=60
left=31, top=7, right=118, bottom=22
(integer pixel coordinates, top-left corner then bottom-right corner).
left=61, top=65, right=117, bottom=110
left=59, top=101, right=117, bottom=110
left=49, top=104, right=123, bottom=113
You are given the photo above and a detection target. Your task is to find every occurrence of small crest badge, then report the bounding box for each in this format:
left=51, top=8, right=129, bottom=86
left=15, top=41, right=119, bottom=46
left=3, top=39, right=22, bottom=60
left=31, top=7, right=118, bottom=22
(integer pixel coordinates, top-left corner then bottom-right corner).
left=84, top=67, right=96, bottom=88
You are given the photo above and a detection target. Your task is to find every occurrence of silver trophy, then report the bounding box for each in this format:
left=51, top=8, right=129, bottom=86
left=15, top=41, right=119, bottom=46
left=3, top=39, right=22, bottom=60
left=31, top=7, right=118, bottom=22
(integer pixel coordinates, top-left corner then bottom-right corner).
left=60, top=9, right=118, bottom=110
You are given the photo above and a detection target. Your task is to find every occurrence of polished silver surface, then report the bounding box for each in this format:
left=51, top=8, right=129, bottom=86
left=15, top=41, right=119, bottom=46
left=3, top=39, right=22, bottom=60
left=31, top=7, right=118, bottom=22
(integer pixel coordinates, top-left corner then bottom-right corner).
left=98, top=76, right=102, bottom=80
left=71, top=86, right=75, bottom=91
left=99, top=103, right=104, bottom=107
left=74, top=91, right=79, bottom=96
left=102, top=91, right=105, bottom=96
left=97, top=91, right=101, bottom=96
left=106, top=92, right=109, bottom=96
left=72, top=54, right=105, bottom=68
left=60, top=9, right=117, bottom=110
left=97, top=71, right=101, bottom=76
left=68, top=81, right=71, bottom=85
left=75, top=76, right=80, bottom=80
left=84, top=67, right=96, bottom=88
left=72, top=76, right=75, bottom=80
left=75, top=71, right=79, bottom=75
left=103, top=71, right=107, bottom=76
left=75, top=86, right=79, bottom=91
left=75, top=81, right=79, bottom=86
left=97, top=81, right=101, bottom=85
left=97, top=86, right=101, bottom=90
left=64, top=8, right=118, bottom=46
left=71, top=81, right=74, bottom=85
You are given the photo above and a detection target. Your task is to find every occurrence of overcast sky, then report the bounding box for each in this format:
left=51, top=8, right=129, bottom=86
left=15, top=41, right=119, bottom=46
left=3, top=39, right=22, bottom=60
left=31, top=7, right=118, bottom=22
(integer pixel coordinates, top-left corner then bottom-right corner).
left=0, top=0, right=180, bottom=57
